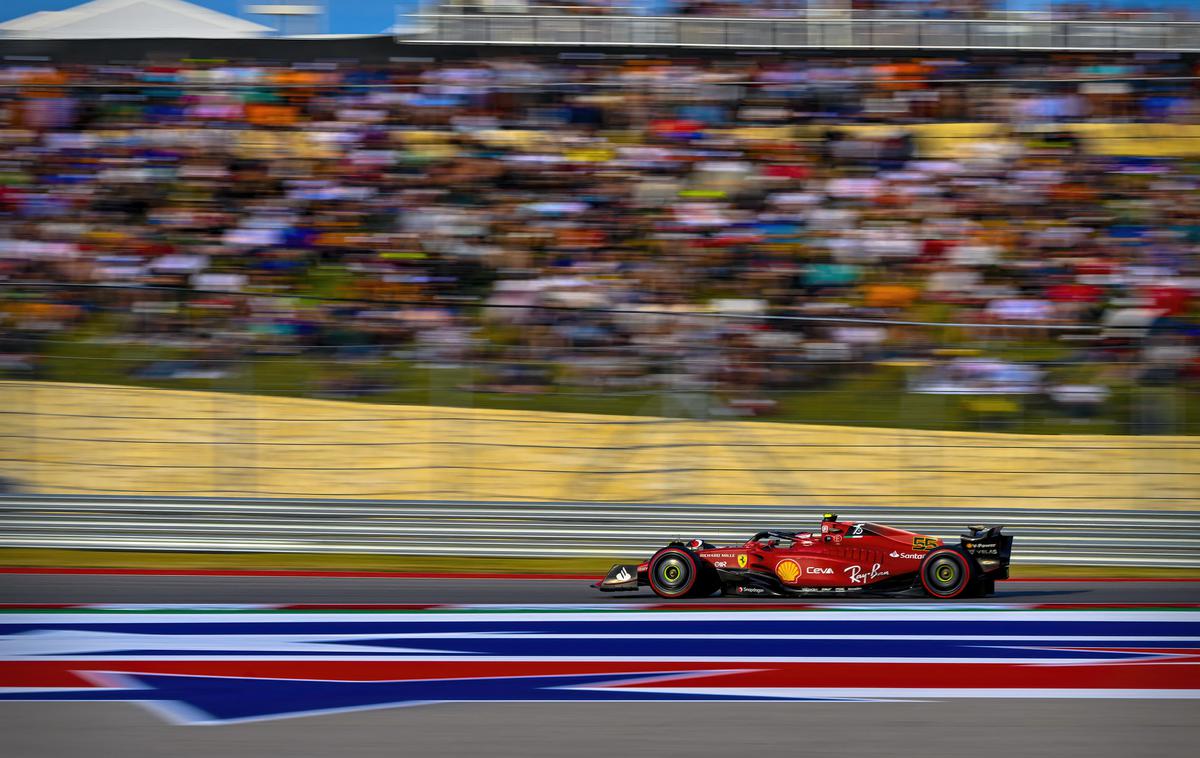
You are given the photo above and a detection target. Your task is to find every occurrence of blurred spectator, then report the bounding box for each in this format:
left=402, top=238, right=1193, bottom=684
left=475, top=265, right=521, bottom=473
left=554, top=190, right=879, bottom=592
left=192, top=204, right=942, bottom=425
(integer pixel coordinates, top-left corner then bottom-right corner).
left=0, top=52, right=1196, bottom=431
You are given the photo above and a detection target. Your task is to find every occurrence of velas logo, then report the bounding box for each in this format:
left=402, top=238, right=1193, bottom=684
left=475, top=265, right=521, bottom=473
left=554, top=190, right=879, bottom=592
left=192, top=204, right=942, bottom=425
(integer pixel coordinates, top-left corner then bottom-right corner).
left=775, top=559, right=801, bottom=583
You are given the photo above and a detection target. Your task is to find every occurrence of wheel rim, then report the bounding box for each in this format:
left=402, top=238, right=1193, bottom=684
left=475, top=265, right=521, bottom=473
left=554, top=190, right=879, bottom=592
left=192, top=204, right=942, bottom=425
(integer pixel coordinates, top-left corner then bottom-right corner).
left=654, top=554, right=691, bottom=592
left=927, top=554, right=965, bottom=594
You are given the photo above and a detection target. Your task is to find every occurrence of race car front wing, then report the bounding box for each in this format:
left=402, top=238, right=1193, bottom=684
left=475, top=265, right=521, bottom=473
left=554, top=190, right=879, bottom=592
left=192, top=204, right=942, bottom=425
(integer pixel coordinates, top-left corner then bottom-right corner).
left=592, top=563, right=642, bottom=592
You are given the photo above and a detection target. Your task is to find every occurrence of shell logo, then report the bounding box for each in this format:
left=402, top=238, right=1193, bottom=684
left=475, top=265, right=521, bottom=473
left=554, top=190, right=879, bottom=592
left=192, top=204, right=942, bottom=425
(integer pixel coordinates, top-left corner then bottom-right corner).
left=775, top=559, right=801, bottom=584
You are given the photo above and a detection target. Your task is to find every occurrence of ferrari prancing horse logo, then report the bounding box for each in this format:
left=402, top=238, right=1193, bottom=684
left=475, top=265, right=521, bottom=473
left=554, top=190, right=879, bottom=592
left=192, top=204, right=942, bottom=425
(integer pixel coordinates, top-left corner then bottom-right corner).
left=737, top=554, right=748, bottom=568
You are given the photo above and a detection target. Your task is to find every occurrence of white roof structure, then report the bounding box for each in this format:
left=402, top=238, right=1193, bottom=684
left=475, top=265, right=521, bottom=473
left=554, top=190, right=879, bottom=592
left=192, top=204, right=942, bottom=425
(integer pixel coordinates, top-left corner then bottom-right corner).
left=0, top=0, right=275, bottom=39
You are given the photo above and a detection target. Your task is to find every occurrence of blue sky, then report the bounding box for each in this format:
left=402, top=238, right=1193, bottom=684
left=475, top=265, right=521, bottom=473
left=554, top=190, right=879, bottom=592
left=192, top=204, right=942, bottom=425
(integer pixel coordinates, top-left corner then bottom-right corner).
left=0, top=1, right=1193, bottom=35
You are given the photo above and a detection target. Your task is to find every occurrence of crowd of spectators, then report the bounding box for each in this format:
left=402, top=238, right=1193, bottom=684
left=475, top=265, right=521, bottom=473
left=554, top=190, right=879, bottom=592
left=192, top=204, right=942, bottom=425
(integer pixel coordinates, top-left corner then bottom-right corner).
left=0, top=52, right=1197, bottom=428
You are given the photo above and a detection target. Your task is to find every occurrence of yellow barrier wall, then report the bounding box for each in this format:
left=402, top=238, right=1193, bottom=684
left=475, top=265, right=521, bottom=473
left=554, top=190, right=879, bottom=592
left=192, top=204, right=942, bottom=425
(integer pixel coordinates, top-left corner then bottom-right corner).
left=1, top=382, right=1195, bottom=509
left=225, top=124, right=1200, bottom=160
left=795, top=123, right=1200, bottom=158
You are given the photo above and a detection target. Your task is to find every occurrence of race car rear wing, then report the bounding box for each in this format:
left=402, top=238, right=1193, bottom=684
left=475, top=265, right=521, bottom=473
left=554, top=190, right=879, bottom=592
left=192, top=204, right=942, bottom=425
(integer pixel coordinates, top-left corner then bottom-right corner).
left=961, top=525, right=1013, bottom=579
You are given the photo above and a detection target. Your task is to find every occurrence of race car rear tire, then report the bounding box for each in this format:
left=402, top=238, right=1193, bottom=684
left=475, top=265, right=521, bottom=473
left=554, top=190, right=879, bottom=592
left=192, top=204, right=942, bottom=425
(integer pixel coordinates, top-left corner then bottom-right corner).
left=648, top=547, right=710, bottom=599
left=919, top=548, right=977, bottom=599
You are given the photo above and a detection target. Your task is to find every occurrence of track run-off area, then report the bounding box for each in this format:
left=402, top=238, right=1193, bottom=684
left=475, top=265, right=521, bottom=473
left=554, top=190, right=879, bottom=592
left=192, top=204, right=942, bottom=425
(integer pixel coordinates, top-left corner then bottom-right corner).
left=0, top=573, right=1198, bottom=724
left=1, top=603, right=1198, bottom=724
left=1, top=575, right=1198, bottom=757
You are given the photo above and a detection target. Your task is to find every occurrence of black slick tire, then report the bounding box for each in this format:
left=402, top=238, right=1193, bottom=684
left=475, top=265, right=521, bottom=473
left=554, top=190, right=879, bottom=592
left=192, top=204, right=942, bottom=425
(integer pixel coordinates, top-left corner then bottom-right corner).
left=920, top=548, right=977, bottom=599
left=648, top=547, right=707, bottom=599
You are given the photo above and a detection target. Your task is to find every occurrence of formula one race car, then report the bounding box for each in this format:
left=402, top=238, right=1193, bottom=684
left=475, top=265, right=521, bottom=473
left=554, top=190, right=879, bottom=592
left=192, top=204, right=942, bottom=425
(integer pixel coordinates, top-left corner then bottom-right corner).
left=593, top=514, right=1012, bottom=599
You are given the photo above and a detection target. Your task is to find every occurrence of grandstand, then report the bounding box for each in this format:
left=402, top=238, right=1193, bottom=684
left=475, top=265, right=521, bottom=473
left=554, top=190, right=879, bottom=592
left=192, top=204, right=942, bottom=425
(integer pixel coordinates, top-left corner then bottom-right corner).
left=0, top=1, right=1196, bottom=504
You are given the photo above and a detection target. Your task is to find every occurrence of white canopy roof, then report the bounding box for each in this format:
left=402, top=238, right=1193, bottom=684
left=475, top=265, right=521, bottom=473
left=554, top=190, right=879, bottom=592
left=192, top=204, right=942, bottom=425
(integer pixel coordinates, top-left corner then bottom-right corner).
left=1, top=0, right=274, bottom=39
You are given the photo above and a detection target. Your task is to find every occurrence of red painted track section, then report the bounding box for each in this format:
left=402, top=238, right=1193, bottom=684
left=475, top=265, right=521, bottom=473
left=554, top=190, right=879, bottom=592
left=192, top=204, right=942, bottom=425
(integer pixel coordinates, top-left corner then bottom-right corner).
left=5, top=659, right=1199, bottom=691
left=1, top=567, right=1197, bottom=581
left=0, top=568, right=598, bottom=580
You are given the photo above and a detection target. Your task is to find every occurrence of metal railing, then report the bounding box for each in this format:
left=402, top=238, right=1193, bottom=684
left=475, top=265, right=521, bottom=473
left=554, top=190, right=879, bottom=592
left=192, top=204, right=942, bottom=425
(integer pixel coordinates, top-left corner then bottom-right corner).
left=400, top=14, right=1200, bottom=51
left=1, top=496, right=1197, bottom=566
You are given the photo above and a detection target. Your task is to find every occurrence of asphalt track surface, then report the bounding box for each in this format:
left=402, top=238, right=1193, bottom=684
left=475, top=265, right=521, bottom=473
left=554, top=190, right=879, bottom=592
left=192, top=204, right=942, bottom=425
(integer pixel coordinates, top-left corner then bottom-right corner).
left=5, top=700, right=1197, bottom=758
left=2, top=573, right=1199, bottom=605
left=2, top=575, right=1198, bottom=758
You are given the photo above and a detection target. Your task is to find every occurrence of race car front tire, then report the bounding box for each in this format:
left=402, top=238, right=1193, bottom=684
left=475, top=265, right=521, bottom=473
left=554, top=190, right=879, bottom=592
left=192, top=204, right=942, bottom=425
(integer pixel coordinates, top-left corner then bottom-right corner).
left=647, top=547, right=712, bottom=599
left=919, top=548, right=978, bottom=599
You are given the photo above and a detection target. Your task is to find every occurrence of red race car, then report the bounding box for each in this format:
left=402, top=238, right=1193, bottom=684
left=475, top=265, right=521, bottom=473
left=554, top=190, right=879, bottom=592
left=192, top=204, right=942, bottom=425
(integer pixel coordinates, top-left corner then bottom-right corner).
left=593, top=513, right=1012, bottom=599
